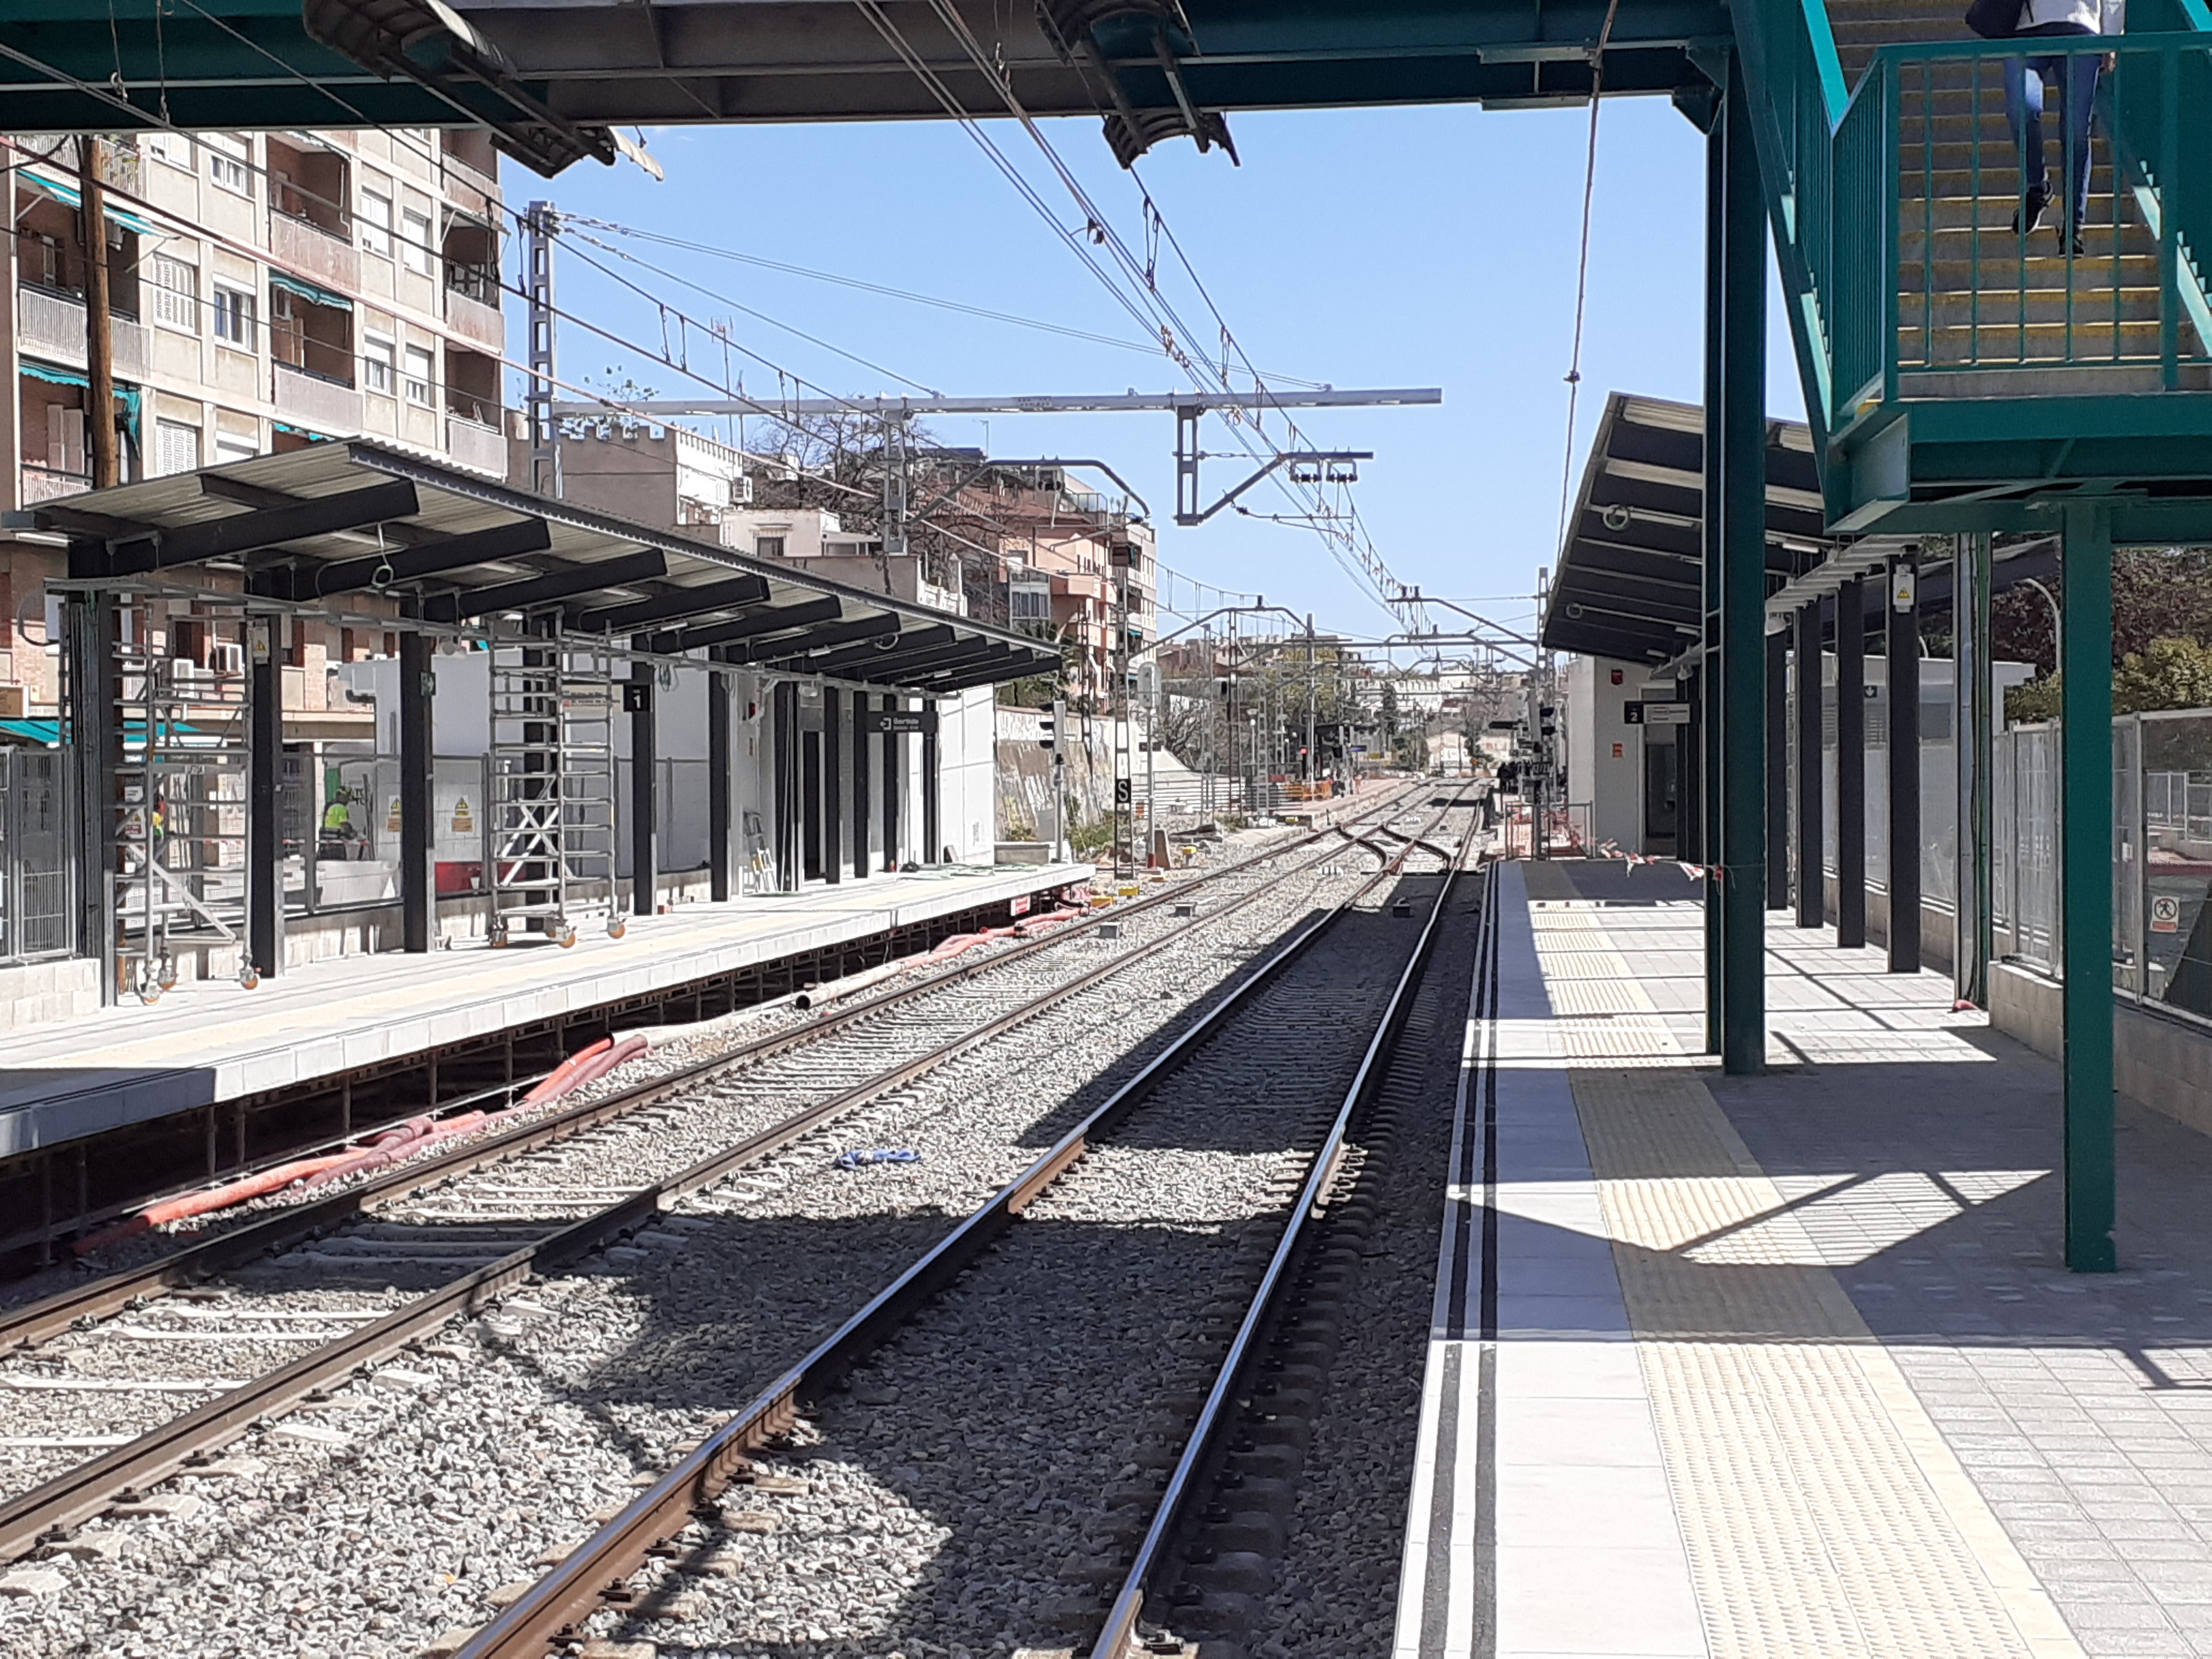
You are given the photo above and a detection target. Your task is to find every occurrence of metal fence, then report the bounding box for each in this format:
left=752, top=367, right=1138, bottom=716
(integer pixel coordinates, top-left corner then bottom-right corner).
left=1996, top=711, right=2212, bottom=1023
left=0, top=749, right=74, bottom=963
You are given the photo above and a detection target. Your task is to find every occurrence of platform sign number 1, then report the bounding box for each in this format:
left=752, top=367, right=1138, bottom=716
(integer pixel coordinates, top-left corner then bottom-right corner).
left=2153, top=895, right=2183, bottom=934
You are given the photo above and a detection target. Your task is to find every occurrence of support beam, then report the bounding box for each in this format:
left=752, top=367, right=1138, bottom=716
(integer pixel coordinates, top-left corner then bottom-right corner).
left=1766, top=627, right=1789, bottom=908
left=630, top=658, right=658, bottom=916
left=1700, top=95, right=1726, bottom=1059
left=736, top=611, right=903, bottom=668
left=823, top=685, right=842, bottom=885
left=571, top=574, right=771, bottom=634
left=280, top=518, right=552, bottom=601
left=773, top=681, right=798, bottom=890
left=1956, top=532, right=1994, bottom=1006
left=707, top=663, right=732, bottom=903
left=2061, top=502, right=2116, bottom=1273
left=424, top=550, right=668, bottom=624
left=246, top=616, right=281, bottom=981
left=1794, top=603, right=1824, bottom=929
left=399, top=630, right=435, bottom=952
left=1716, top=58, right=1768, bottom=1076
left=65, top=595, right=119, bottom=983
left=110, top=480, right=421, bottom=573
left=882, top=694, right=902, bottom=869
left=1836, top=576, right=1868, bottom=948
left=797, top=622, right=956, bottom=678
left=921, top=698, right=941, bottom=865
left=851, top=691, right=871, bottom=880
left=1886, top=552, right=1922, bottom=973
left=663, top=595, right=841, bottom=655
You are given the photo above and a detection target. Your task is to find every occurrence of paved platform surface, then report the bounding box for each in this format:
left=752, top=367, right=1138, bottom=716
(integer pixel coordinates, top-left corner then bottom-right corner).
left=0, top=862, right=1088, bottom=1157
left=1399, top=857, right=2212, bottom=1658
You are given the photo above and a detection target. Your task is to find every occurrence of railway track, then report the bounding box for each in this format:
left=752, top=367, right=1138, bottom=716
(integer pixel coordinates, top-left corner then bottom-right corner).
left=0, top=788, right=1454, bottom=1621
left=434, top=794, right=1479, bottom=1659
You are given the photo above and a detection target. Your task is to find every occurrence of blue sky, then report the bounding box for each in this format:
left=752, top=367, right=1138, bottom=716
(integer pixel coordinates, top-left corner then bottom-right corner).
left=518, top=96, right=1803, bottom=644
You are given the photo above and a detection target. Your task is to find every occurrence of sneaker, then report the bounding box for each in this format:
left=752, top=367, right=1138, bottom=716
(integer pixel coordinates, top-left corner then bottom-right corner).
left=2057, top=224, right=2086, bottom=257
left=2012, top=188, right=2048, bottom=235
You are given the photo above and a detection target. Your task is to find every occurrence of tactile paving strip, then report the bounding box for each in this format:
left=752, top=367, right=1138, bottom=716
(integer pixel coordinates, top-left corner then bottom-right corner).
left=1529, top=905, right=2083, bottom=1659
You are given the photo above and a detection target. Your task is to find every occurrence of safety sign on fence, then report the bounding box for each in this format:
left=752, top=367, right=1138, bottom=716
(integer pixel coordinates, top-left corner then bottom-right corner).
left=2153, top=894, right=2182, bottom=935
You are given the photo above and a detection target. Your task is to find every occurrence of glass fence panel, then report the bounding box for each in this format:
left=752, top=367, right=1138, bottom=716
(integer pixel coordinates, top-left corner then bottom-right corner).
left=1923, top=736, right=1959, bottom=911
left=2115, top=718, right=2142, bottom=996
left=2014, top=727, right=2059, bottom=972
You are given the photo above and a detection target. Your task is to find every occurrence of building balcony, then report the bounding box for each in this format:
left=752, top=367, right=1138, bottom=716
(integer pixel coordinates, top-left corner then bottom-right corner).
left=272, top=359, right=361, bottom=436
left=442, top=278, right=503, bottom=350
left=268, top=212, right=360, bottom=293
left=19, top=464, right=91, bottom=505
left=444, top=411, right=506, bottom=477
left=17, top=284, right=147, bottom=380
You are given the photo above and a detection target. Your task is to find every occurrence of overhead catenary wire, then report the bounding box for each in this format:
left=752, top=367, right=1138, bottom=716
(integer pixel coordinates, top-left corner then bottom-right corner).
left=1554, top=0, right=1626, bottom=552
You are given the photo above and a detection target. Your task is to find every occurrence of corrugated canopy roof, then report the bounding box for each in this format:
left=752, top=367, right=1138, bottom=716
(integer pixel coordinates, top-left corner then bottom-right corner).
left=25, top=442, right=1059, bottom=695
left=1542, top=393, right=1830, bottom=666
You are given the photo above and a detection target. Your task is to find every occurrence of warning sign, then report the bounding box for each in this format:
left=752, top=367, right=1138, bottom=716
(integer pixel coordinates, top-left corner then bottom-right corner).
left=2153, top=894, right=2183, bottom=935
left=451, top=796, right=475, bottom=835
left=386, top=796, right=403, bottom=833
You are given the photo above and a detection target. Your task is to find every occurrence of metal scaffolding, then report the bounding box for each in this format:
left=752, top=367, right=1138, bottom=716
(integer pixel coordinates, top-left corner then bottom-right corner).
left=109, top=607, right=257, bottom=1000
left=482, top=626, right=622, bottom=948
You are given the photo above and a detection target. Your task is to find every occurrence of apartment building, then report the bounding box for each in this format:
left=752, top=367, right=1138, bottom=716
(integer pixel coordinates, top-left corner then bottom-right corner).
left=534, top=426, right=1157, bottom=708
left=1, top=126, right=509, bottom=724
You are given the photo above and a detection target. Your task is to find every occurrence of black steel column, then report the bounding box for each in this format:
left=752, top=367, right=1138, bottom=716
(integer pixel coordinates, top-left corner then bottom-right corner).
left=921, top=699, right=940, bottom=865
left=1886, top=555, right=1923, bottom=971
left=629, top=655, right=657, bottom=917
left=851, top=691, right=871, bottom=879
left=706, top=658, right=731, bottom=903
left=881, top=694, right=901, bottom=870
left=1836, top=576, right=1868, bottom=948
left=772, top=680, right=797, bottom=890
left=65, top=591, right=119, bottom=973
left=823, top=685, right=842, bottom=885
left=246, top=616, right=282, bottom=980
left=1679, top=669, right=1703, bottom=862
left=1766, top=627, right=1790, bottom=907
left=399, top=628, right=435, bottom=953
left=1793, top=603, right=1824, bottom=929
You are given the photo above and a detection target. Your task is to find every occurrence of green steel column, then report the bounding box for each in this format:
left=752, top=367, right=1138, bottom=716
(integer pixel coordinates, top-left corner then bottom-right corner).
left=1718, top=64, right=1768, bottom=1077
left=1700, top=102, right=1727, bottom=1056
left=2061, top=503, right=2116, bottom=1273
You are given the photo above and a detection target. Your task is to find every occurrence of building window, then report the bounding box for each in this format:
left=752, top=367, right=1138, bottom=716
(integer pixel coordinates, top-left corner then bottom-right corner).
left=400, top=208, right=433, bottom=275
left=146, top=131, right=190, bottom=169
left=363, top=333, right=396, bottom=395
left=402, top=343, right=434, bottom=406
left=212, top=285, right=256, bottom=347
left=154, top=420, right=201, bottom=477
left=214, top=430, right=258, bottom=465
left=151, top=256, right=199, bottom=332
left=359, top=189, right=393, bottom=258
left=754, top=535, right=787, bottom=560
left=1012, top=583, right=1052, bottom=623
left=205, top=135, right=251, bottom=196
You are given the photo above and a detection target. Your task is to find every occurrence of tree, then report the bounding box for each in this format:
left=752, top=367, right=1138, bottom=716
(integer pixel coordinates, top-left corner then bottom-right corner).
left=2114, top=637, right=2212, bottom=713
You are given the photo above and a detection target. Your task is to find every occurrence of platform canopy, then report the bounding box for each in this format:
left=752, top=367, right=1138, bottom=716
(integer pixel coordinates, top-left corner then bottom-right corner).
left=24, top=442, right=1060, bottom=695
left=1541, top=392, right=1828, bottom=666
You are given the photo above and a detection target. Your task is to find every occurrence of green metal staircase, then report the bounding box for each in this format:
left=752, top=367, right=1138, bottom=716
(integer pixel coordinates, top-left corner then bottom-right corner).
left=1735, top=0, right=2212, bottom=537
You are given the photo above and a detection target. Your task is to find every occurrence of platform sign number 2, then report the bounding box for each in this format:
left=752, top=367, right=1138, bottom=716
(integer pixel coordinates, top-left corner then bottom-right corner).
left=2153, top=895, right=2183, bottom=935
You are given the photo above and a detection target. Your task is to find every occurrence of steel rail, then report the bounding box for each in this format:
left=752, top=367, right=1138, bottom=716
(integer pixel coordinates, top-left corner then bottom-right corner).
left=1089, top=825, right=1473, bottom=1657
left=0, top=790, right=1427, bottom=1565
left=0, top=784, right=1413, bottom=1357
left=450, top=790, right=1477, bottom=1659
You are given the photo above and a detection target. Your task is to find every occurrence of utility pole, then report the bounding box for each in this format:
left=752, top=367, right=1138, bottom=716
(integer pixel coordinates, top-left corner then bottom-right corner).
left=1304, top=612, right=1317, bottom=792
left=524, top=200, right=561, bottom=498
left=79, top=137, right=118, bottom=488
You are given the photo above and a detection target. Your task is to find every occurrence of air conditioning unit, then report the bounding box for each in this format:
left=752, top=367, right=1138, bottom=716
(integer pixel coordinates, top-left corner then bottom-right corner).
left=207, top=640, right=245, bottom=678
left=731, top=474, right=754, bottom=506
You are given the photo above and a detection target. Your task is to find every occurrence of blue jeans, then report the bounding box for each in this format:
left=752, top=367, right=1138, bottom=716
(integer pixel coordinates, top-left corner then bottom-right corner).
left=2004, top=23, right=2102, bottom=230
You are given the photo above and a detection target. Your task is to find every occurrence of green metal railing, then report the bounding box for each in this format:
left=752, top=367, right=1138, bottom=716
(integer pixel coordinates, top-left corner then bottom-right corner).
left=1742, top=0, right=2212, bottom=431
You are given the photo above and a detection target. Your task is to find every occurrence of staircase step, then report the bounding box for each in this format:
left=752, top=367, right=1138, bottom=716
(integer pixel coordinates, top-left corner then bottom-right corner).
left=1902, top=256, right=2166, bottom=292
left=1901, top=316, right=2179, bottom=358
left=1900, top=288, right=2167, bottom=327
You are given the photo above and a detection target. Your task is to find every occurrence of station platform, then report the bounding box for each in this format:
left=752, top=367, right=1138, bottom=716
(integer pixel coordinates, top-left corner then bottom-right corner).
left=1400, top=857, right=2212, bottom=1659
left=0, top=861, right=1088, bottom=1162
